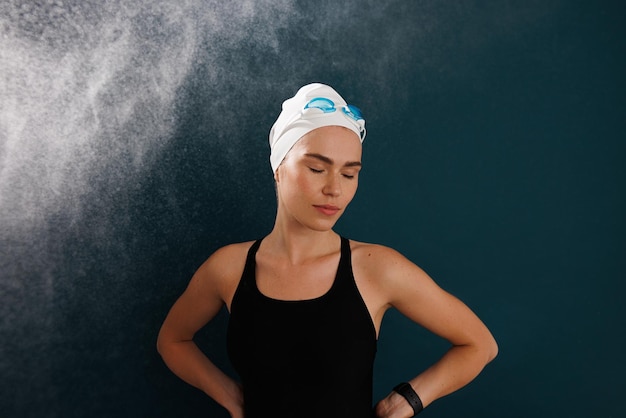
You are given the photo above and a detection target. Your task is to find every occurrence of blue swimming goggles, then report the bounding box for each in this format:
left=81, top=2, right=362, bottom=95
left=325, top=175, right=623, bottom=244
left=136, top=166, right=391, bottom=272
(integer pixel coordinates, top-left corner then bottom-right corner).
left=302, top=97, right=366, bottom=140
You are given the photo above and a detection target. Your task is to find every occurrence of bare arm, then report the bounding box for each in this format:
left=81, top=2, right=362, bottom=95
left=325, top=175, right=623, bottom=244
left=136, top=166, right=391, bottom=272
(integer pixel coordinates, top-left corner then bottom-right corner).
left=367, top=246, right=498, bottom=417
left=156, top=244, right=246, bottom=418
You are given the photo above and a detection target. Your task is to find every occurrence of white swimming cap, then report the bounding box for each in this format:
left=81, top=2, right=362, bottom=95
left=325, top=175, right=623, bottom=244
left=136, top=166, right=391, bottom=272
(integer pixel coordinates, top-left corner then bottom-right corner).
left=268, top=83, right=366, bottom=172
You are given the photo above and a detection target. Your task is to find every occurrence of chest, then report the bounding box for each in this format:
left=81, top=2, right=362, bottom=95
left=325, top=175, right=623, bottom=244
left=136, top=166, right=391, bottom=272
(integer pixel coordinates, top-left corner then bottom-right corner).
left=254, top=254, right=340, bottom=301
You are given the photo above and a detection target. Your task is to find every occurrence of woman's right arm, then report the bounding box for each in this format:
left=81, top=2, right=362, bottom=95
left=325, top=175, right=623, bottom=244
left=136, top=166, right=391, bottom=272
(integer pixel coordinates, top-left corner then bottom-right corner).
left=156, top=245, right=245, bottom=418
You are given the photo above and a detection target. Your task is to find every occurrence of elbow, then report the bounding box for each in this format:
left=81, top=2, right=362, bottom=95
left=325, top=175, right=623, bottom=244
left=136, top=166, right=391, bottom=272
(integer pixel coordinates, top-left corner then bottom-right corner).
left=156, top=327, right=192, bottom=358
left=156, top=338, right=163, bottom=357
left=156, top=328, right=167, bottom=357
left=156, top=338, right=164, bottom=357
left=467, top=328, right=498, bottom=365
left=484, top=333, right=498, bottom=363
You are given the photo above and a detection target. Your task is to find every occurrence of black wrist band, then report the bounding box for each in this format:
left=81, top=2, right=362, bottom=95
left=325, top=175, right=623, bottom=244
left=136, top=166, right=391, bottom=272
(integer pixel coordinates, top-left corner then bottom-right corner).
left=393, top=382, right=423, bottom=416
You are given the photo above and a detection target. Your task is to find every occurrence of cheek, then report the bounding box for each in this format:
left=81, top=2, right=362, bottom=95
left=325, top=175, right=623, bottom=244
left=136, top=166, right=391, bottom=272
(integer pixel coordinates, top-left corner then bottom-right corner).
left=292, top=170, right=317, bottom=193
left=280, top=169, right=315, bottom=202
left=345, top=180, right=359, bottom=200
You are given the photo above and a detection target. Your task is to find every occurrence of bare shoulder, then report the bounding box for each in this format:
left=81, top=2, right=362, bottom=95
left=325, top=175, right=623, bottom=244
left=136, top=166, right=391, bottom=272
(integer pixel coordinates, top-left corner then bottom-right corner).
left=350, top=240, right=422, bottom=278
left=201, top=241, right=255, bottom=274
left=191, top=240, right=256, bottom=303
left=350, top=239, right=404, bottom=259
left=350, top=239, right=436, bottom=302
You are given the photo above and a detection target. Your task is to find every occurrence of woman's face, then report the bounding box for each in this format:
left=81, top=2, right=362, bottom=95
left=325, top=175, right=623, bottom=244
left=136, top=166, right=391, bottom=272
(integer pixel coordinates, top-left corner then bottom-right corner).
left=275, top=125, right=363, bottom=232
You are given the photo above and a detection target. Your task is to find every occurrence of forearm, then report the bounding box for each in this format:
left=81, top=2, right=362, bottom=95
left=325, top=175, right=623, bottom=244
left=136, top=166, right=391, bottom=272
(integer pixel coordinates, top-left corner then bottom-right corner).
left=157, top=340, right=243, bottom=416
left=410, top=342, right=495, bottom=407
left=376, top=343, right=496, bottom=418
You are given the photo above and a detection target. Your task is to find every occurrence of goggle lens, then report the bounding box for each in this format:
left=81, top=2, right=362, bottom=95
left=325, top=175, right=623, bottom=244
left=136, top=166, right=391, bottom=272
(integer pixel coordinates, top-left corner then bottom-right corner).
left=304, top=97, right=364, bottom=121
left=303, top=97, right=336, bottom=113
left=342, top=104, right=363, bottom=122
left=301, top=97, right=366, bottom=140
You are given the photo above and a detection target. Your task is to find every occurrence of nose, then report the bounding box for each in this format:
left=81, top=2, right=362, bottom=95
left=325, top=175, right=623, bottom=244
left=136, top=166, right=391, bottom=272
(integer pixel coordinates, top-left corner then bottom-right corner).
left=322, top=173, right=341, bottom=197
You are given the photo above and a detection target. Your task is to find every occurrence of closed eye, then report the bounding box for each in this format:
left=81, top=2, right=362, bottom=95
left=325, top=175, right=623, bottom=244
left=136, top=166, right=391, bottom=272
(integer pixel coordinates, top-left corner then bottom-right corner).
left=308, top=167, right=323, bottom=173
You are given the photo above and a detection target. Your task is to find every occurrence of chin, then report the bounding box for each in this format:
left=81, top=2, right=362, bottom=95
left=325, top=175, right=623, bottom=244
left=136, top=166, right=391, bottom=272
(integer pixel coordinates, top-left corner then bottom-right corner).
left=305, top=219, right=339, bottom=232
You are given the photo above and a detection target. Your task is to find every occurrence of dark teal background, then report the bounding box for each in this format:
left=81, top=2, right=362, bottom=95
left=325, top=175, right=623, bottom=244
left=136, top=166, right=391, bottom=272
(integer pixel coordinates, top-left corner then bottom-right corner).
left=1, top=1, right=624, bottom=417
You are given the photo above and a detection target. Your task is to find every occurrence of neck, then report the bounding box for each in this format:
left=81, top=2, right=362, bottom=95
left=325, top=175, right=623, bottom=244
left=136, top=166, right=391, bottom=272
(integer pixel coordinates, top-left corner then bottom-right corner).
left=265, top=215, right=340, bottom=265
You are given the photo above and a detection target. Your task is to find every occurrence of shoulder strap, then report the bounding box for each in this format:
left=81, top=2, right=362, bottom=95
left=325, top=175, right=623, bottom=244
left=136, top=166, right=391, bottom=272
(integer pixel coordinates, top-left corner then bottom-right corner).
left=241, top=239, right=262, bottom=282
left=336, top=236, right=353, bottom=280
left=340, top=236, right=350, bottom=257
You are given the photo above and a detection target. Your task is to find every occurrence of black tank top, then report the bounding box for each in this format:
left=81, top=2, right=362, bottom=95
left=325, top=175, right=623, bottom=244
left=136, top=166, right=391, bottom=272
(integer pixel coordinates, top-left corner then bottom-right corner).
left=227, top=237, right=377, bottom=418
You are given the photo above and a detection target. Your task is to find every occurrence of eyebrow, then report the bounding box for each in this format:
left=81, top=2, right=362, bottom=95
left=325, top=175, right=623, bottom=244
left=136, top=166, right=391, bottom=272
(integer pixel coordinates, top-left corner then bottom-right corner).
left=304, top=153, right=362, bottom=168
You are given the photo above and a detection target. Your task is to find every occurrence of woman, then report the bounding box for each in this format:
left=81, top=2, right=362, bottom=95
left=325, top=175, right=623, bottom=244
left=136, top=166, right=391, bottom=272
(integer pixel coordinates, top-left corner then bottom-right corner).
left=157, top=83, right=498, bottom=417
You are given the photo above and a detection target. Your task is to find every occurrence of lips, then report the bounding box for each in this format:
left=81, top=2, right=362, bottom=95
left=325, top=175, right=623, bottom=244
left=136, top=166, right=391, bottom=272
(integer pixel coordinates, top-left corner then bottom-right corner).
left=313, top=204, right=340, bottom=216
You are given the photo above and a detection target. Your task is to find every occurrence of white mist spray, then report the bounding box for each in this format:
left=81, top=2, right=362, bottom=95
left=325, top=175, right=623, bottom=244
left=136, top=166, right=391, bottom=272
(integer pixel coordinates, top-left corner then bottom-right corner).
left=0, top=1, right=198, bottom=232
left=0, top=0, right=295, bottom=272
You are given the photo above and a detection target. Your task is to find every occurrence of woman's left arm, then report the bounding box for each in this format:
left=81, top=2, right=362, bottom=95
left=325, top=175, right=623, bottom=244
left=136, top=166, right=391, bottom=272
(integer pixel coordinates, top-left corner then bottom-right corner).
left=370, top=246, right=498, bottom=418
